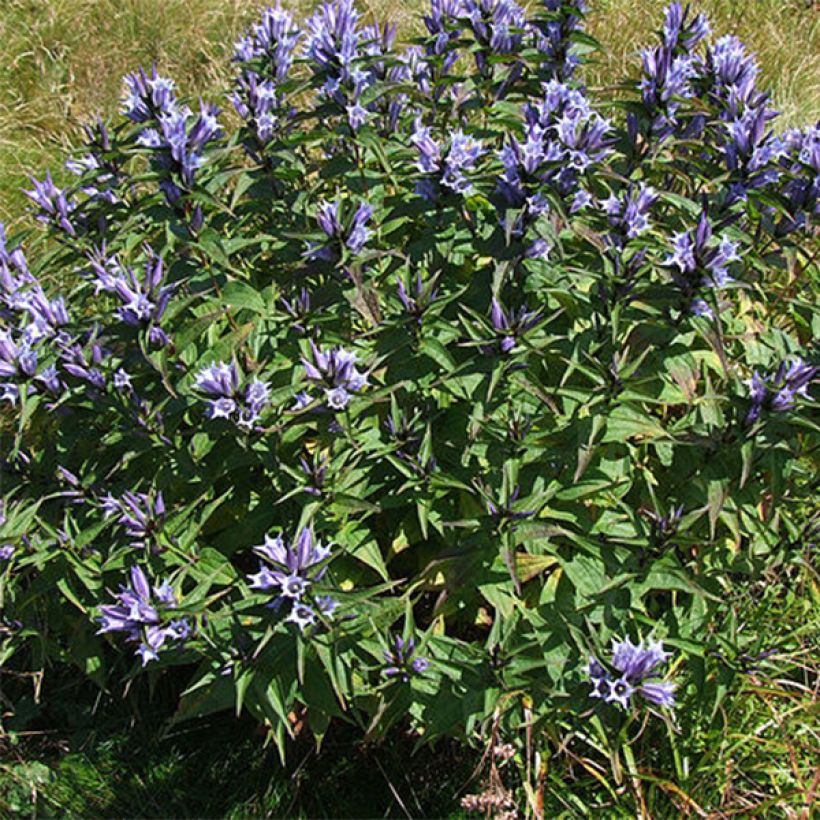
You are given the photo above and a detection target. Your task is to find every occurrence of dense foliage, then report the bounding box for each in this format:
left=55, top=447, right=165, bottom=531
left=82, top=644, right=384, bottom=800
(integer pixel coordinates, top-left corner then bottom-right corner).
left=1, top=0, right=818, bottom=806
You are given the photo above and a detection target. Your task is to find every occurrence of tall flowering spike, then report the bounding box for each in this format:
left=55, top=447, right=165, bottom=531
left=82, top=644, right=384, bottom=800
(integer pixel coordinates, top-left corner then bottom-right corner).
left=232, top=4, right=301, bottom=151
left=462, top=0, right=527, bottom=77
left=586, top=636, right=676, bottom=712
left=383, top=633, right=430, bottom=681
left=234, top=3, right=302, bottom=79
left=248, top=527, right=336, bottom=632
left=98, top=566, right=190, bottom=665
left=303, top=0, right=361, bottom=77
left=65, top=118, right=122, bottom=206
left=636, top=2, right=711, bottom=142
left=531, top=0, right=588, bottom=81
left=123, top=66, right=221, bottom=210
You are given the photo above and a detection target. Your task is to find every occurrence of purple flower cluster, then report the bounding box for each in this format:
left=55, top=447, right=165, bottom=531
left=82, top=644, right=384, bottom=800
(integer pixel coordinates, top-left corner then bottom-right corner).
left=383, top=634, right=430, bottom=681
left=248, top=528, right=337, bottom=631
left=302, top=0, right=374, bottom=130
left=776, top=124, right=820, bottom=233
left=664, top=210, right=740, bottom=314
left=423, top=0, right=463, bottom=81
left=489, top=297, right=541, bottom=354
left=412, top=121, right=485, bottom=201
left=300, top=341, right=368, bottom=410
left=24, top=172, right=80, bottom=237
left=462, top=0, right=527, bottom=77
left=87, top=251, right=173, bottom=347
left=308, top=199, right=374, bottom=261
left=98, top=565, right=190, bottom=665
left=102, top=490, right=166, bottom=549
left=602, top=184, right=659, bottom=245
left=0, top=226, right=71, bottom=404
left=498, top=81, right=610, bottom=239
left=1, top=231, right=115, bottom=407
left=123, top=66, right=221, bottom=214
left=588, top=637, right=676, bottom=710
left=193, top=361, right=271, bottom=428
left=704, top=35, right=779, bottom=200
left=232, top=3, right=301, bottom=151
left=65, top=119, right=122, bottom=206
left=745, top=358, right=818, bottom=425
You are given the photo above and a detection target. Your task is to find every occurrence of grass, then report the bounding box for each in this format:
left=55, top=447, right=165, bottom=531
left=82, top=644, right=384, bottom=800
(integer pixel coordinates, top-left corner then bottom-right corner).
left=1, top=566, right=816, bottom=817
left=1, top=0, right=819, bottom=222
left=1, top=670, right=479, bottom=818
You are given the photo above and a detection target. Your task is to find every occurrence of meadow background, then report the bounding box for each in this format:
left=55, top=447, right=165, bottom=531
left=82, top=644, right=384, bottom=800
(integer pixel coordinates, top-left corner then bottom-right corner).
left=0, top=0, right=818, bottom=816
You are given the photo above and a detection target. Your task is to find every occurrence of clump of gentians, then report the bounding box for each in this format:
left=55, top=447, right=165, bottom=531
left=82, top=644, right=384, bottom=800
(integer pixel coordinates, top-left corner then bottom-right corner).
left=307, top=199, right=374, bottom=261
left=636, top=1, right=710, bottom=142
left=97, top=565, right=191, bottom=665
left=383, top=634, right=430, bottom=681
left=24, top=172, right=80, bottom=237
left=587, top=637, right=676, bottom=710
left=87, top=250, right=173, bottom=347
left=123, top=66, right=221, bottom=222
left=497, top=80, right=610, bottom=244
left=300, top=341, right=368, bottom=410
left=248, top=528, right=337, bottom=631
left=745, top=358, right=818, bottom=425
left=412, top=121, right=485, bottom=201
left=101, top=490, right=166, bottom=549
left=193, top=361, right=271, bottom=428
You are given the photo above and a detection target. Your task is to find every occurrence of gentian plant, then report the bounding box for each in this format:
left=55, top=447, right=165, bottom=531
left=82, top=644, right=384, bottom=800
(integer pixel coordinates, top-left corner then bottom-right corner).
left=0, top=1, right=817, bottom=793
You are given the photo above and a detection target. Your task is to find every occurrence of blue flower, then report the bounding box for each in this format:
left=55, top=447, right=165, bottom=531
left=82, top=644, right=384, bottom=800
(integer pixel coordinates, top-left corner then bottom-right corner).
left=587, top=636, right=676, bottom=711
left=193, top=361, right=271, bottom=428
left=248, top=527, right=337, bottom=632
left=746, top=358, right=818, bottom=423
left=383, top=635, right=430, bottom=681
left=97, top=565, right=190, bottom=666
left=301, top=342, right=368, bottom=409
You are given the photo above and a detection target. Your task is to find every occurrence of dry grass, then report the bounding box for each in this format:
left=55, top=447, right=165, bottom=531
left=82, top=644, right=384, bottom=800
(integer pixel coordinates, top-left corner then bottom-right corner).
left=1, top=0, right=818, bottom=221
